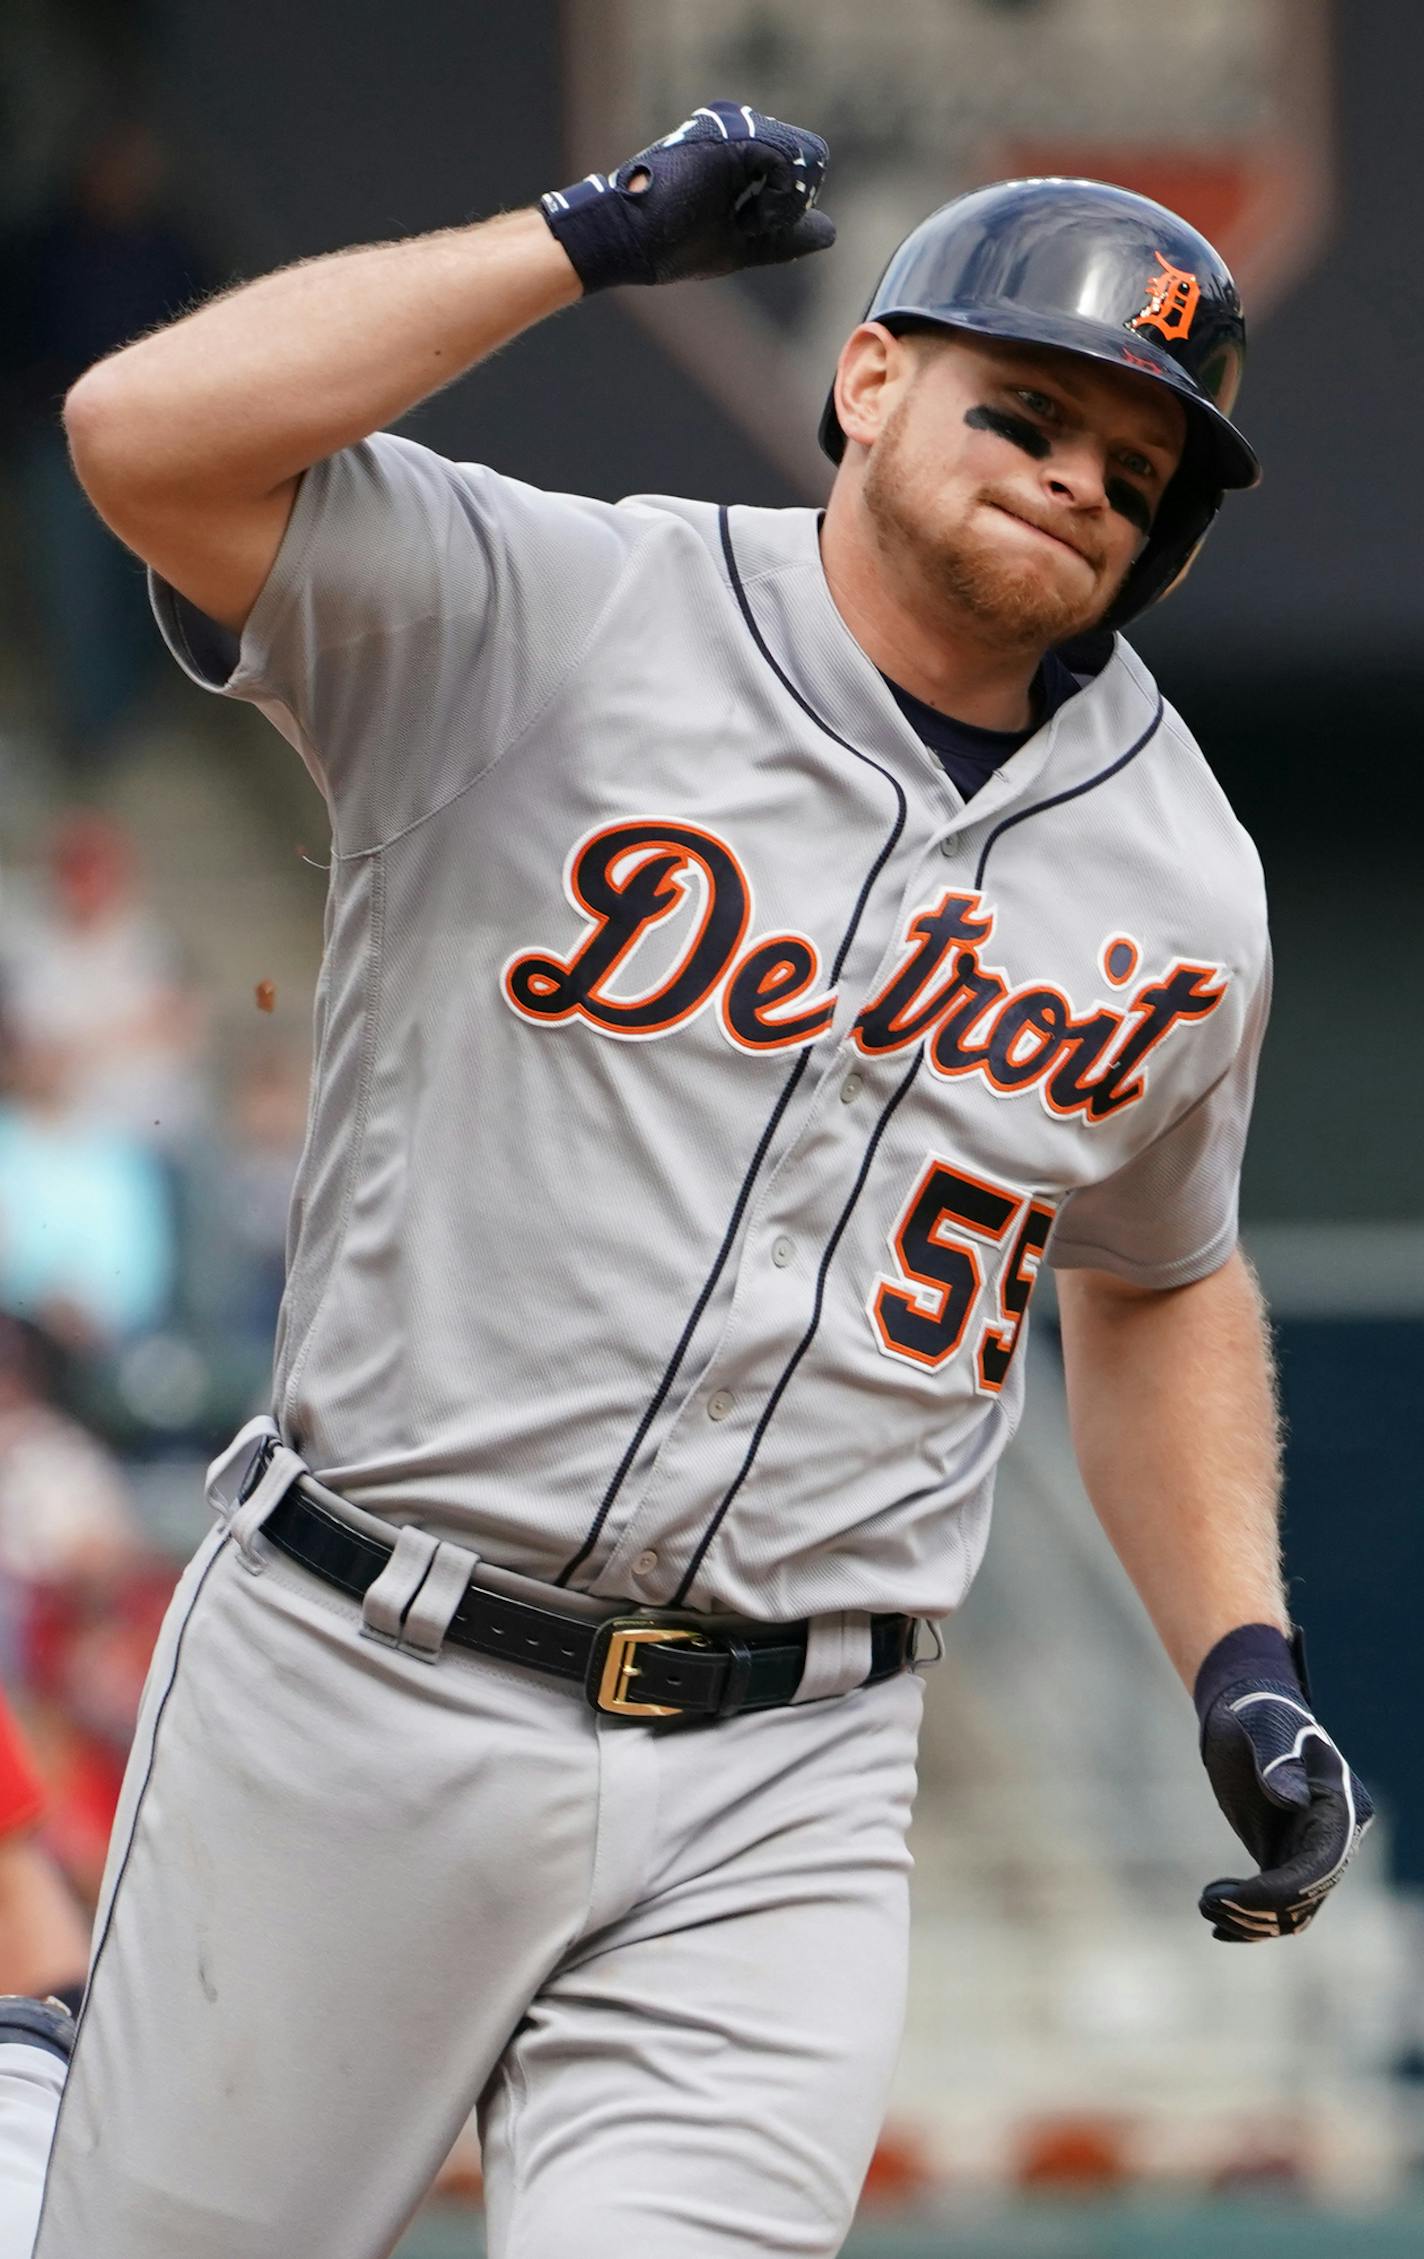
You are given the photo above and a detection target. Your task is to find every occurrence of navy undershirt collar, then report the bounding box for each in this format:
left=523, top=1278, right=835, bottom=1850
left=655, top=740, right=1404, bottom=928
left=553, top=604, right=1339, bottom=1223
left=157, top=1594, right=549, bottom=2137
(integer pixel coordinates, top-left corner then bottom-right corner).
left=883, top=650, right=1081, bottom=802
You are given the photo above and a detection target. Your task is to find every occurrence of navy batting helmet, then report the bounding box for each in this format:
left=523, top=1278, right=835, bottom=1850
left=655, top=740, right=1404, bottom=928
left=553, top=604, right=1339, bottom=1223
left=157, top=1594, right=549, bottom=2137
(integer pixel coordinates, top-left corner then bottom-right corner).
left=819, top=177, right=1260, bottom=630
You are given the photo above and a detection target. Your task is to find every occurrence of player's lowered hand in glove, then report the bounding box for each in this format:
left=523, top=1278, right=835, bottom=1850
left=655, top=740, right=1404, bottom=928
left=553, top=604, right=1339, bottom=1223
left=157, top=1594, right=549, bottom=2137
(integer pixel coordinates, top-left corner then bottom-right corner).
left=1194, top=1623, right=1373, bottom=1942
left=541, top=100, right=834, bottom=293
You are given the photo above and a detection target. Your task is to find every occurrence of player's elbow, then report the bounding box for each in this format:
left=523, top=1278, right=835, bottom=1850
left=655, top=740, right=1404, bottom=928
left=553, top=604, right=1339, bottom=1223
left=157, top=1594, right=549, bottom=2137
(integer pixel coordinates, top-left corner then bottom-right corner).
left=64, top=352, right=185, bottom=510
left=66, top=361, right=139, bottom=500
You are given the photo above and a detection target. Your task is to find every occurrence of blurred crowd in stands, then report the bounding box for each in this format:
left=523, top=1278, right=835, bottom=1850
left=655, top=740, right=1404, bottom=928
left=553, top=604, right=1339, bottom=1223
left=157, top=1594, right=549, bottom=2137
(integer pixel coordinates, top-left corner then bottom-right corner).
left=0, top=66, right=306, bottom=1928
left=0, top=804, right=309, bottom=1914
left=0, top=810, right=305, bottom=1422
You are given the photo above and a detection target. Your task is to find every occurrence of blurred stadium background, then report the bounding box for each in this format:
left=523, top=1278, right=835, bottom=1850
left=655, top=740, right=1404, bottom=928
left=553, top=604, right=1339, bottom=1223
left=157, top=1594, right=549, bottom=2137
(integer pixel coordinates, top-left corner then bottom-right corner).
left=0, top=1, right=1419, bottom=2252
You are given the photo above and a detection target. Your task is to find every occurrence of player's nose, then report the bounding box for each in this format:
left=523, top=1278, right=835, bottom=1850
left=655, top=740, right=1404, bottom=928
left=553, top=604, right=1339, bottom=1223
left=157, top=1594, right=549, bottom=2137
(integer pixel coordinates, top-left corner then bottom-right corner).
left=1040, top=431, right=1111, bottom=509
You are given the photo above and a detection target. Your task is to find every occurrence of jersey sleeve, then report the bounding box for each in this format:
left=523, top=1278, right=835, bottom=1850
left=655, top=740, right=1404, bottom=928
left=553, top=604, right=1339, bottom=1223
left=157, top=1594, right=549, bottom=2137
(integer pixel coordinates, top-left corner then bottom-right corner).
left=148, top=432, right=652, bottom=851
left=1049, top=948, right=1271, bottom=1290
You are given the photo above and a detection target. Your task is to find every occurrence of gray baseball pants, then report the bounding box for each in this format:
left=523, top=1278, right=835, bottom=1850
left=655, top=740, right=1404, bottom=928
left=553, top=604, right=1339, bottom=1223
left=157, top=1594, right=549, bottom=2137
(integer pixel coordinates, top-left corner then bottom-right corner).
left=21, top=1443, right=924, bottom=2259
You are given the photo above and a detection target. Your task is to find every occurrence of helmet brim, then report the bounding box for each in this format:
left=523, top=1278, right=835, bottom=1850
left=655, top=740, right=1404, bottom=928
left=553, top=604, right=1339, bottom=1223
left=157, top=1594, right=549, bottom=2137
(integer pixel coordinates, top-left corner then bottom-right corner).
left=819, top=303, right=1260, bottom=492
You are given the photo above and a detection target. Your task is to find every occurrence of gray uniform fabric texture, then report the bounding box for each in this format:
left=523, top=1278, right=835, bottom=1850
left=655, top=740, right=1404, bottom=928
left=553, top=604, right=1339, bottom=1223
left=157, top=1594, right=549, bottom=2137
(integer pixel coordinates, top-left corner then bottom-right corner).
left=33, top=1497, right=922, bottom=2259
left=149, top=433, right=1269, bottom=1623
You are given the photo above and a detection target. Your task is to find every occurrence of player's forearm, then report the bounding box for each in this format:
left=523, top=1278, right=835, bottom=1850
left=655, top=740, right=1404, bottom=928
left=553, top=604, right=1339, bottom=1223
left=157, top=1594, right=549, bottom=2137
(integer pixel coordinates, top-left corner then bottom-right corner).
left=63, top=209, right=579, bottom=502
left=1057, top=1246, right=1288, bottom=1691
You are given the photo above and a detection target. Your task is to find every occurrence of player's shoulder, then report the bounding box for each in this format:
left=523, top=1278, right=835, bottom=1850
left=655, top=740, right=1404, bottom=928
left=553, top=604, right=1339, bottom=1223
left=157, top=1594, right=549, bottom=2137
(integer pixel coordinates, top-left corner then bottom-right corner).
left=1112, top=638, right=1268, bottom=942
left=1157, top=689, right=1267, bottom=911
left=347, top=430, right=689, bottom=563
left=616, top=492, right=817, bottom=579
left=365, top=444, right=809, bottom=591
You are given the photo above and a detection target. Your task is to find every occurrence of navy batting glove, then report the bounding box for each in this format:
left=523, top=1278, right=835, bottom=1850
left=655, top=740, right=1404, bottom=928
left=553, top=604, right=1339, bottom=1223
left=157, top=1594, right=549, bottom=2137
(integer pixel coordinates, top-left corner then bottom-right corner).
left=1195, top=1624, right=1373, bottom=1943
left=540, top=100, right=834, bottom=294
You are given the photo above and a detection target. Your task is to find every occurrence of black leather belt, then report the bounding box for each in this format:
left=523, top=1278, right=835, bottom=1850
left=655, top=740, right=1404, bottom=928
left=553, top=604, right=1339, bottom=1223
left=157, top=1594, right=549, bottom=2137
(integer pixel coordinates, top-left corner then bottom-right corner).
left=253, top=1478, right=914, bottom=1721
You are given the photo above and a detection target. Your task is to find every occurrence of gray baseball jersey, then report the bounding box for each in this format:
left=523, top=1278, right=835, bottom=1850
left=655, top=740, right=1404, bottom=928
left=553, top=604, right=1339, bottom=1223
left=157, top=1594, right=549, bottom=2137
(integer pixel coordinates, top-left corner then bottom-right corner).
left=151, top=430, right=1269, bottom=1624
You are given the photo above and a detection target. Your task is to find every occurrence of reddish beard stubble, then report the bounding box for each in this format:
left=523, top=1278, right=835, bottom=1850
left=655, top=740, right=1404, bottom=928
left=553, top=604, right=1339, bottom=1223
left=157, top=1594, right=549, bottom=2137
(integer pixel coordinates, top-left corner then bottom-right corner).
left=861, top=395, right=1128, bottom=651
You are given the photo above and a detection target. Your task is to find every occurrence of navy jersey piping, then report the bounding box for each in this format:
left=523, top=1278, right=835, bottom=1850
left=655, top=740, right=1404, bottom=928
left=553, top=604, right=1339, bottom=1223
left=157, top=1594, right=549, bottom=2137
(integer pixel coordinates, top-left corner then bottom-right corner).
left=973, top=690, right=1165, bottom=888
left=555, top=1050, right=813, bottom=1585
left=555, top=507, right=908, bottom=1588
left=673, top=1053, right=924, bottom=1607
left=715, top=507, right=909, bottom=989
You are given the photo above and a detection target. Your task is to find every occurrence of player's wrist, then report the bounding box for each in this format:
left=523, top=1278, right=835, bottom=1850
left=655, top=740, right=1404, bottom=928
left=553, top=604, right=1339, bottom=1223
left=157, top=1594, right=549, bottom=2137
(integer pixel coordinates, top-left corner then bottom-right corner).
left=539, top=178, right=653, bottom=295
left=1192, top=1620, right=1302, bottom=1730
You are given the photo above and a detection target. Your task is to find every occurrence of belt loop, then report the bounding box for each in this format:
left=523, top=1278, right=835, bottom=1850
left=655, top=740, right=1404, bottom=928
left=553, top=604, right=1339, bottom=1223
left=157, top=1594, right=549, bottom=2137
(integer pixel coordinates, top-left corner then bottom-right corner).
left=793, top=1611, right=873, bottom=1703
left=226, top=1446, right=307, bottom=1575
left=205, top=1415, right=280, bottom=1523
left=399, top=1540, right=480, bottom=1661
left=910, top=1617, right=945, bottom=1670
left=715, top=1637, right=754, bottom=1719
left=360, top=1526, right=438, bottom=1646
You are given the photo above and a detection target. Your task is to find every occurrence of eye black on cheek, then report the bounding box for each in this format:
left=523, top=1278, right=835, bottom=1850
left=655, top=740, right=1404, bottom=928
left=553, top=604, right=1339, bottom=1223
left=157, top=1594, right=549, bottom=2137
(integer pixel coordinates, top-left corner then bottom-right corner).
left=964, top=404, right=1052, bottom=461
left=1105, top=477, right=1153, bottom=535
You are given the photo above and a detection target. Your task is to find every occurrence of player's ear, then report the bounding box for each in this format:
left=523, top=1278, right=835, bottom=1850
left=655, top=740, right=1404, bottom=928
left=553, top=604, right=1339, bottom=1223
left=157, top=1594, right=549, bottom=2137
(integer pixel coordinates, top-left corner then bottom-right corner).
left=833, top=323, right=909, bottom=454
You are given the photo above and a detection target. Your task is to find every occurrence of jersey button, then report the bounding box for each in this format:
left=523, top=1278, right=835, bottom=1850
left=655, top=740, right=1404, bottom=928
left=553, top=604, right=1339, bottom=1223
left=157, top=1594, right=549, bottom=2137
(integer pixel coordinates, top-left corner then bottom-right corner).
left=840, top=1073, right=863, bottom=1104
left=939, top=834, right=962, bottom=858
left=708, top=1389, right=734, bottom=1422
left=633, top=1548, right=659, bottom=1576
left=771, top=1237, right=794, bottom=1268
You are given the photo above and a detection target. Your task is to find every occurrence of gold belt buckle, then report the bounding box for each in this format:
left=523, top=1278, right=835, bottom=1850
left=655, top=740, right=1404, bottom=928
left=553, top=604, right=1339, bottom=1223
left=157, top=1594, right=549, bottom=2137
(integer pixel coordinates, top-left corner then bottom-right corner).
left=596, top=1620, right=709, bottom=1718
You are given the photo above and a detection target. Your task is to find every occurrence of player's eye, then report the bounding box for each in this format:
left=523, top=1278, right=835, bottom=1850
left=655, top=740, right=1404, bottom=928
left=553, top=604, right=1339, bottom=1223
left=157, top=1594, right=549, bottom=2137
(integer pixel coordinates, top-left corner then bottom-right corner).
left=1012, top=387, right=1058, bottom=420
left=1116, top=449, right=1158, bottom=481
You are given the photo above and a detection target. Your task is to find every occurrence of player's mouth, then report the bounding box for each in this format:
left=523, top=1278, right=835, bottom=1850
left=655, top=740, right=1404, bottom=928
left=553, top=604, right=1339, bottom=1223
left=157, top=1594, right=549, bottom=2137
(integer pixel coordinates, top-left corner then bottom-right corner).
left=985, top=500, right=1098, bottom=569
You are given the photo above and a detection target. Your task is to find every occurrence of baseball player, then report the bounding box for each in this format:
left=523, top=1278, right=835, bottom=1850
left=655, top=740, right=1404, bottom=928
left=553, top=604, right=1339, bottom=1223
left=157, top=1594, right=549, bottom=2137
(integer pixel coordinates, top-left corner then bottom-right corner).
left=0, top=103, right=1371, bottom=2258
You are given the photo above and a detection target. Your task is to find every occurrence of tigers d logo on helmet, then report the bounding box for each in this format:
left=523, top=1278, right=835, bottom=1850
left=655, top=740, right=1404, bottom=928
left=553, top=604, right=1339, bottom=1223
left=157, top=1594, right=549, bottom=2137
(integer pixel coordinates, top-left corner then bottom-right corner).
left=1129, top=253, right=1202, bottom=343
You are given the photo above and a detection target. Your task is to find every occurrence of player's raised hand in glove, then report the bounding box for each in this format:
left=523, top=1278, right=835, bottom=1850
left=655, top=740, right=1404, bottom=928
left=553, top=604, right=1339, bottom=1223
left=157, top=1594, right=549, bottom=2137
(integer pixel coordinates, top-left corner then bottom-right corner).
left=540, top=100, right=834, bottom=294
left=1194, top=1624, right=1372, bottom=1942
